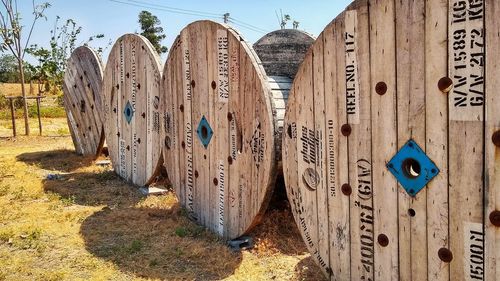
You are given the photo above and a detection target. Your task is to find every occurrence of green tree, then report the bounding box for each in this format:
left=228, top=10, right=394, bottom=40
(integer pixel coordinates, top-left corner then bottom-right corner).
left=138, top=11, right=167, bottom=54
left=0, top=54, right=20, bottom=82
left=0, top=0, right=50, bottom=135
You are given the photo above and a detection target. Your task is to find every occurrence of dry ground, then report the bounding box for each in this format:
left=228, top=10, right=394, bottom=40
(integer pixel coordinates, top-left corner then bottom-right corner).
left=0, top=119, right=325, bottom=280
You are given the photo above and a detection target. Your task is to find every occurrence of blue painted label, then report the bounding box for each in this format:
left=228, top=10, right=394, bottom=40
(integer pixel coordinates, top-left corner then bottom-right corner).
left=387, top=139, right=439, bottom=197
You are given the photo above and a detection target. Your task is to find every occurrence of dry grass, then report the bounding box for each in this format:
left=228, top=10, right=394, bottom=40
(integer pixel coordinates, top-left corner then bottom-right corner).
left=0, top=121, right=324, bottom=280
left=0, top=83, right=51, bottom=97
left=0, top=117, right=70, bottom=138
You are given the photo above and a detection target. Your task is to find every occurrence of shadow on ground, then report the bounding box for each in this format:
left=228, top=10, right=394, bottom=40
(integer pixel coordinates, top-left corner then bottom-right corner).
left=81, top=205, right=242, bottom=280
left=16, top=149, right=94, bottom=172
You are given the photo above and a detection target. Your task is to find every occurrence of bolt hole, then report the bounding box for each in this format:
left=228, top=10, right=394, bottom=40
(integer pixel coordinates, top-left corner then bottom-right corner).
left=201, top=125, right=208, bottom=139
left=408, top=208, right=416, bottom=217
left=126, top=107, right=131, bottom=117
left=287, top=124, right=292, bottom=138
left=402, top=158, right=421, bottom=179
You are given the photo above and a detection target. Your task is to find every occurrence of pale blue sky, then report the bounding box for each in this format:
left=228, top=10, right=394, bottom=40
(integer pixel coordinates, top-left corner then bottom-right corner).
left=7, top=0, right=352, bottom=63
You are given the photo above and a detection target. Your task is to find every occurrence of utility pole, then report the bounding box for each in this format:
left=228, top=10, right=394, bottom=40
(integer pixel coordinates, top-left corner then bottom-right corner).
left=223, top=13, right=230, bottom=24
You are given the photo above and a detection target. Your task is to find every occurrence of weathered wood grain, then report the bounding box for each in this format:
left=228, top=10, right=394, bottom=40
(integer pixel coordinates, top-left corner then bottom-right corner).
left=102, top=34, right=163, bottom=187
left=63, top=46, right=105, bottom=157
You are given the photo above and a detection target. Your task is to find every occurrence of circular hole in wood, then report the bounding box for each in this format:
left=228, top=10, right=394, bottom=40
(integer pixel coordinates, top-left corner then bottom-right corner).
left=126, top=145, right=130, bottom=151
left=83, top=133, right=86, bottom=137
left=341, top=184, right=352, bottom=196
left=142, top=112, right=146, bottom=118
left=489, top=210, right=500, bottom=227
left=204, top=154, right=207, bottom=160
left=438, top=77, right=453, bottom=93
left=91, top=104, right=94, bottom=110
left=402, top=158, right=421, bottom=179
left=377, top=234, right=389, bottom=247
left=137, top=138, right=141, bottom=144
left=438, top=248, right=453, bottom=263
left=126, top=107, right=132, bottom=118
left=191, top=80, right=196, bottom=88
left=213, top=178, right=218, bottom=186
left=228, top=156, right=233, bottom=165
left=113, top=108, right=117, bottom=113
left=375, top=82, right=387, bottom=95
left=227, top=112, right=232, bottom=121
left=137, top=83, right=141, bottom=90
left=408, top=208, right=416, bottom=217
left=72, top=103, right=76, bottom=108
left=74, top=84, right=77, bottom=89
left=88, top=126, right=91, bottom=131
left=88, top=83, right=91, bottom=88
left=181, top=141, right=186, bottom=149
left=126, top=72, right=130, bottom=78
left=492, top=130, right=500, bottom=147
left=211, top=81, right=217, bottom=89
left=165, top=136, right=171, bottom=149
left=117, top=132, right=120, bottom=137
left=194, top=170, right=199, bottom=178
left=76, top=123, right=79, bottom=128
left=116, top=84, right=120, bottom=90
left=80, top=100, right=86, bottom=113
left=180, top=104, right=184, bottom=112
left=341, top=124, right=351, bottom=137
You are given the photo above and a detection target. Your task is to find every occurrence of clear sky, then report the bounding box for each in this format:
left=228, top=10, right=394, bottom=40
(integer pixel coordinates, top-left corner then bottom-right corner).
left=7, top=0, right=353, bottom=63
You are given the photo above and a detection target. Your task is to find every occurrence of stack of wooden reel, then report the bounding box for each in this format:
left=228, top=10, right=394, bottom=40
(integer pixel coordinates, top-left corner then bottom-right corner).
left=63, top=0, right=500, bottom=279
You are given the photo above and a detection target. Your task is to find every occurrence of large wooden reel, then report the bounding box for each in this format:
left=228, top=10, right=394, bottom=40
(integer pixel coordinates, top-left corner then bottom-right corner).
left=102, top=34, right=163, bottom=187
left=63, top=46, right=105, bottom=157
left=282, top=0, right=500, bottom=280
left=161, top=20, right=280, bottom=239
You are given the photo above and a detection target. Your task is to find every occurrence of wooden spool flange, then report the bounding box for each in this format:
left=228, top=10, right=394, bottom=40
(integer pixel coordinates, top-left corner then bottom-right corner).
left=161, top=21, right=314, bottom=240
left=63, top=46, right=105, bottom=157
left=282, top=0, right=500, bottom=280
left=102, top=34, right=163, bottom=186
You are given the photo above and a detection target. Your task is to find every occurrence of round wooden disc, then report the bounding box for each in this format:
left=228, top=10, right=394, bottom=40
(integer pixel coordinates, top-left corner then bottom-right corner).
left=63, top=46, right=105, bottom=157
left=102, top=34, right=163, bottom=186
left=253, top=29, right=315, bottom=78
left=283, top=0, right=498, bottom=280
left=161, top=20, right=276, bottom=239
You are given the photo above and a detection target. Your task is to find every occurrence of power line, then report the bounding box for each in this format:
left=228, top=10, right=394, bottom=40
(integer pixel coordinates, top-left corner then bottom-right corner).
left=228, top=17, right=269, bottom=33
left=108, top=0, right=221, bottom=19
left=125, top=0, right=221, bottom=17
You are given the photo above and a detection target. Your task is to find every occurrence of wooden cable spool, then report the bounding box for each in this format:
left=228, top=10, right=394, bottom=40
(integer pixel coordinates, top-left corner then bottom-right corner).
left=282, top=0, right=499, bottom=280
left=63, top=46, right=105, bottom=157
left=253, top=29, right=315, bottom=166
left=161, top=21, right=313, bottom=239
left=102, top=34, right=163, bottom=186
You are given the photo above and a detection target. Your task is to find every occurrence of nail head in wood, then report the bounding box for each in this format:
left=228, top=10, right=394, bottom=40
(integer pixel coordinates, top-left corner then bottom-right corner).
left=438, top=248, right=453, bottom=263
left=377, top=234, right=389, bottom=247
left=341, top=124, right=352, bottom=137
left=341, top=184, right=352, bottom=196
left=489, top=210, right=500, bottom=227
left=492, top=130, right=500, bottom=147
left=375, top=82, right=387, bottom=95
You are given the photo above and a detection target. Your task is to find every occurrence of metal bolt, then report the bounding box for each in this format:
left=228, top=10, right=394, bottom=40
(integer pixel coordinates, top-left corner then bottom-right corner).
left=489, top=210, right=500, bottom=227
left=341, top=124, right=351, bottom=137
left=438, top=248, right=453, bottom=263
left=438, top=77, right=453, bottom=93
left=492, top=130, right=500, bottom=147
left=341, top=184, right=352, bottom=196
left=375, top=82, right=387, bottom=95
left=377, top=234, right=389, bottom=247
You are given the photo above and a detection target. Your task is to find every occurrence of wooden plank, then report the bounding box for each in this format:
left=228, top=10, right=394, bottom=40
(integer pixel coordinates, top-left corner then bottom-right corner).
left=368, top=0, right=399, bottom=280
left=102, top=34, right=163, bottom=186
left=395, top=0, right=427, bottom=280
left=344, top=1, right=374, bottom=280
left=425, top=0, right=450, bottom=280
left=484, top=0, right=499, bottom=280
left=448, top=0, right=486, bottom=279
left=226, top=29, right=241, bottom=237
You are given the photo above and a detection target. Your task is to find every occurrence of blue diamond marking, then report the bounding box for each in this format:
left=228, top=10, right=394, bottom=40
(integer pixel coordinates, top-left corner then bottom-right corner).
left=123, top=101, right=134, bottom=124
left=196, top=115, right=213, bottom=148
left=387, top=139, right=440, bottom=197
